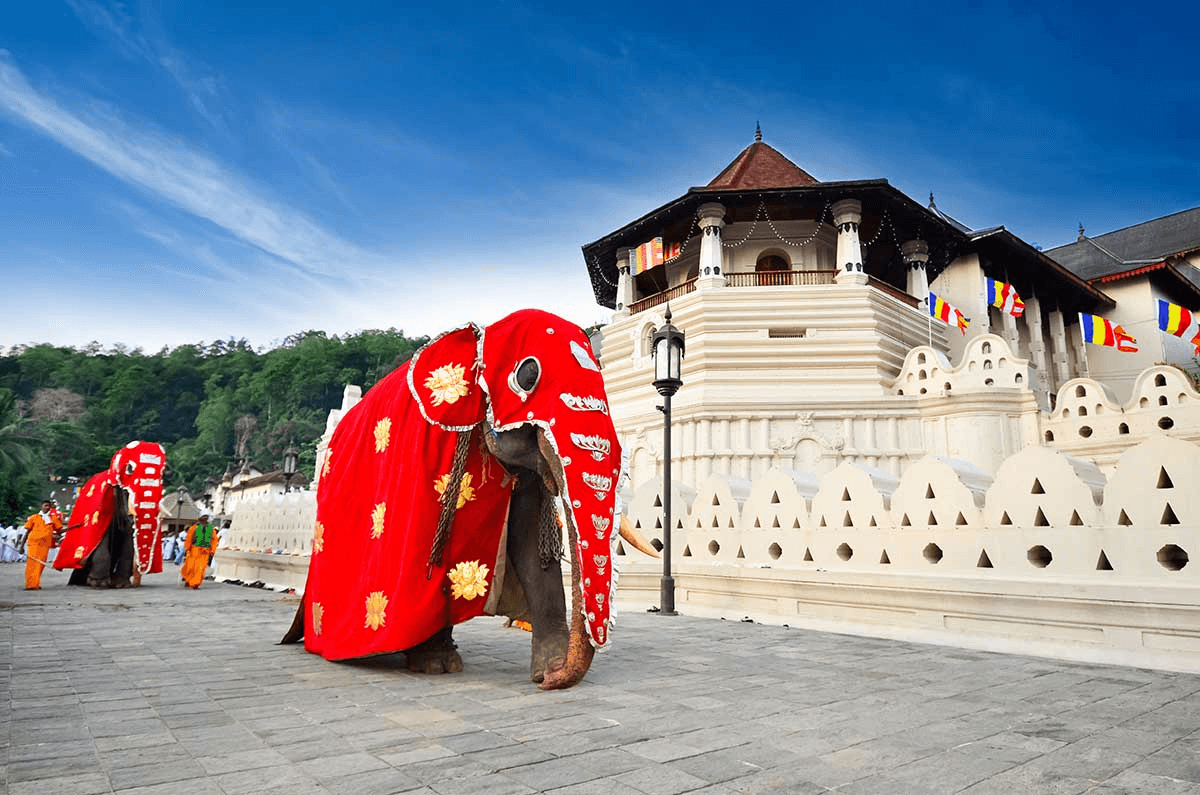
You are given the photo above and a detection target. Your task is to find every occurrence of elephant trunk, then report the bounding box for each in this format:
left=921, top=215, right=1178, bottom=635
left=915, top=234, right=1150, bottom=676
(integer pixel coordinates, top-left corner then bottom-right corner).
left=539, top=511, right=594, bottom=690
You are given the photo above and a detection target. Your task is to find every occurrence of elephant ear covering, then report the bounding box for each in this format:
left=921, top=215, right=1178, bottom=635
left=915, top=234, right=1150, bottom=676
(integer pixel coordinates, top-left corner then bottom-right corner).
left=303, top=324, right=515, bottom=661
left=109, top=441, right=166, bottom=574
left=480, top=309, right=622, bottom=651
left=53, top=470, right=117, bottom=571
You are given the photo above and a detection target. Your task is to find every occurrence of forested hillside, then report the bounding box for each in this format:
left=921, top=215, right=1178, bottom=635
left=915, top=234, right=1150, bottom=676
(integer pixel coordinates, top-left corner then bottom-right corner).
left=0, top=329, right=427, bottom=524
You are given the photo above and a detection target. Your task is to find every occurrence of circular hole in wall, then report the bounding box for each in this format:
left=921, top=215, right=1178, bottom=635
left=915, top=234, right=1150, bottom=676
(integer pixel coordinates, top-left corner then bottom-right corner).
left=708, top=540, right=720, bottom=556
left=1157, top=544, right=1188, bottom=571
left=1027, top=545, right=1052, bottom=567
left=768, top=543, right=782, bottom=560
left=923, top=543, right=943, bottom=563
left=1159, top=417, right=1175, bottom=430
left=836, top=543, right=853, bottom=561
left=1079, top=426, right=1093, bottom=438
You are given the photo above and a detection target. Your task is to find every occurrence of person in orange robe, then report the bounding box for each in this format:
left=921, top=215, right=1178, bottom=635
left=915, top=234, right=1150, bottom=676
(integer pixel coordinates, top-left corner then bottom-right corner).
left=180, top=514, right=218, bottom=589
left=22, top=500, right=64, bottom=590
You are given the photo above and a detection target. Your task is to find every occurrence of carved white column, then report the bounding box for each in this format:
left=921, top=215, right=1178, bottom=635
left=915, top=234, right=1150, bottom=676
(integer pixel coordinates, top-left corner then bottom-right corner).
left=1048, top=309, right=1071, bottom=385
left=614, top=249, right=633, bottom=319
left=697, top=202, right=727, bottom=289
left=902, top=239, right=929, bottom=303
left=833, top=199, right=866, bottom=285
left=1024, top=295, right=1051, bottom=398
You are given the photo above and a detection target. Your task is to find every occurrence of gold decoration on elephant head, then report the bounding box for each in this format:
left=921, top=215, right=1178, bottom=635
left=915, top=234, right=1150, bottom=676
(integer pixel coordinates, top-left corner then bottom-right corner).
left=312, top=602, right=323, bottom=636
left=370, top=502, right=386, bottom=539
left=91, top=511, right=99, bottom=525
left=424, top=363, right=470, bottom=406
left=312, top=520, right=325, bottom=554
left=373, top=417, right=392, bottom=453
left=447, top=560, right=490, bottom=600
left=364, top=591, right=388, bottom=630
left=434, top=472, right=476, bottom=510
left=321, top=449, right=333, bottom=479
left=75, top=545, right=85, bottom=560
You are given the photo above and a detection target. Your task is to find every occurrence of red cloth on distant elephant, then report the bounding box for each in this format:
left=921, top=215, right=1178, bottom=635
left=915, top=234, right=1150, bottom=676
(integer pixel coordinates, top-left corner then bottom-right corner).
left=54, top=470, right=117, bottom=571
left=54, top=441, right=166, bottom=575
left=303, top=326, right=514, bottom=660
left=110, top=441, right=166, bottom=574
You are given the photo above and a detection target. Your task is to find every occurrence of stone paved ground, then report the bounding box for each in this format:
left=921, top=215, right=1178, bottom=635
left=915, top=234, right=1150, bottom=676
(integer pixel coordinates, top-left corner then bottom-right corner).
left=3, top=562, right=1200, bottom=794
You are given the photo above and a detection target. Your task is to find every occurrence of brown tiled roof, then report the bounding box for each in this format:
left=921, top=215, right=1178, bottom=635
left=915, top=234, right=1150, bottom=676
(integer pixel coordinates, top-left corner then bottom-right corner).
left=704, top=141, right=819, bottom=190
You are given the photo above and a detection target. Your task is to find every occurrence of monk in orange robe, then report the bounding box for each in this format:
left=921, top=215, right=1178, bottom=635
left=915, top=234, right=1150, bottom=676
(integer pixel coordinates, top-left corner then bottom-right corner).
left=180, top=514, right=218, bottom=589
left=22, top=500, right=64, bottom=590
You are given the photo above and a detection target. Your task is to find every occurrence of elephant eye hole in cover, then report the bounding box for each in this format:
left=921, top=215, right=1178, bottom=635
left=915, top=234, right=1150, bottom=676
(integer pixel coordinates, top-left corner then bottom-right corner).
left=508, top=356, right=541, bottom=401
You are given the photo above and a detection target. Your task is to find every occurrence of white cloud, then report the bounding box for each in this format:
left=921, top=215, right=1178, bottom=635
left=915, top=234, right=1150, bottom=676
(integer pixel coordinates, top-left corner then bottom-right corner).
left=0, top=53, right=382, bottom=283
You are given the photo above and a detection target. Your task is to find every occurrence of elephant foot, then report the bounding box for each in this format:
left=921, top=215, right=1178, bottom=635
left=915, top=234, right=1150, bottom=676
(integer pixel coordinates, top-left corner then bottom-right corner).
left=404, top=628, right=463, bottom=675
left=530, top=630, right=568, bottom=684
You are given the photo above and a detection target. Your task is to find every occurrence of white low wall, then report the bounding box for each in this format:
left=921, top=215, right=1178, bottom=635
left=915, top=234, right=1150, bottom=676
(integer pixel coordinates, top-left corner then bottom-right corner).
left=217, top=435, right=1200, bottom=673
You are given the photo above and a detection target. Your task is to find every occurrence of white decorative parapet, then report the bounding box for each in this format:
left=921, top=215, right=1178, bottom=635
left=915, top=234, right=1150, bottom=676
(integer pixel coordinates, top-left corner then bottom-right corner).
left=213, top=490, right=315, bottom=591
left=616, top=435, right=1200, bottom=673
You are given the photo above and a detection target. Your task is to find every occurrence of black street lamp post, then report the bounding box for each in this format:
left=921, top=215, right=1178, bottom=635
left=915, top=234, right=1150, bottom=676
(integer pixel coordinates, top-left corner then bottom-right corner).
left=282, top=441, right=299, bottom=494
left=651, top=305, right=685, bottom=616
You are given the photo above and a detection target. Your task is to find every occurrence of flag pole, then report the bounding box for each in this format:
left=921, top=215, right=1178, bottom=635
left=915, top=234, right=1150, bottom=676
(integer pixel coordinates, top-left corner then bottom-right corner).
left=1077, top=321, right=1091, bottom=379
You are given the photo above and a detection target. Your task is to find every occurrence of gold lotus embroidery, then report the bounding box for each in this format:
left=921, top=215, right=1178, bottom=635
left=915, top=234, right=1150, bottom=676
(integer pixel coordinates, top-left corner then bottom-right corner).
left=371, top=502, right=386, bottom=539
left=424, top=363, right=469, bottom=406
left=373, top=417, right=391, bottom=453
left=312, top=602, right=323, bottom=636
left=365, top=591, right=388, bottom=630
left=434, top=472, right=476, bottom=509
left=75, top=545, right=85, bottom=559
left=448, top=560, right=490, bottom=600
left=313, top=521, right=324, bottom=554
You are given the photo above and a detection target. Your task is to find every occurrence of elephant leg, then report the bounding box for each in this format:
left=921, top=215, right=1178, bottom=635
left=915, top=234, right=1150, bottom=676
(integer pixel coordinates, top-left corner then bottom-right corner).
left=506, top=473, right=569, bottom=683
left=404, top=626, right=463, bottom=674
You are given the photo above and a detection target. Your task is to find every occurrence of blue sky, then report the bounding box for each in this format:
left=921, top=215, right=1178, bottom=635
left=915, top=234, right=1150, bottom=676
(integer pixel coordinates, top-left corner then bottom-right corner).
left=2, top=1, right=1196, bottom=351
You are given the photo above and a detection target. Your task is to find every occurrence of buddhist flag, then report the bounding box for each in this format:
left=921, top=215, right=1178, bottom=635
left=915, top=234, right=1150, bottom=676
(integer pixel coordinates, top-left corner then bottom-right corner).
left=664, top=240, right=681, bottom=262
left=986, top=278, right=1025, bottom=318
left=1157, top=300, right=1200, bottom=354
left=929, top=292, right=970, bottom=334
left=1078, top=313, right=1138, bottom=352
left=632, top=238, right=663, bottom=275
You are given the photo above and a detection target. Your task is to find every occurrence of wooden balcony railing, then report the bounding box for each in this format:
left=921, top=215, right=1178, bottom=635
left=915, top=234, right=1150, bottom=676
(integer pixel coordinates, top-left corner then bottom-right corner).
left=627, top=271, right=921, bottom=313
left=725, top=270, right=836, bottom=288
left=628, top=278, right=697, bottom=314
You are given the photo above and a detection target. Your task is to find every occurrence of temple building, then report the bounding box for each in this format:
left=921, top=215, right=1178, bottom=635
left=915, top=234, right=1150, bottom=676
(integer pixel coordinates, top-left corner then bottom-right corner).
left=218, top=130, right=1200, bottom=674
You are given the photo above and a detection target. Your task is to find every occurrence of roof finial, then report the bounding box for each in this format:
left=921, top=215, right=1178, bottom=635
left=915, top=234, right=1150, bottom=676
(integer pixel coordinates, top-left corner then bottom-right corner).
left=928, top=192, right=936, bottom=209
left=754, top=122, right=762, bottom=143
left=1077, top=222, right=1085, bottom=241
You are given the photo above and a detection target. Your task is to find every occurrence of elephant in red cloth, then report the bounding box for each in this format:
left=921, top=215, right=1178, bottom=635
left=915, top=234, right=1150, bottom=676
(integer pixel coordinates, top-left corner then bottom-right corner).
left=55, top=441, right=166, bottom=587
left=282, top=309, right=654, bottom=689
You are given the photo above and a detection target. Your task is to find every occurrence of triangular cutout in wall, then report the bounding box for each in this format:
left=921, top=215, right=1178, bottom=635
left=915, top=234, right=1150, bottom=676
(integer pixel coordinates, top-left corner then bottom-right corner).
left=925, top=484, right=936, bottom=499
left=1157, top=468, right=1174, bottom=489
left=770, top=491, right=781, bottom=504
left=977, top=549, right=993, bottom=568
left=1097, top=550, right=1113, bottom=571
left=1069, top=510, right=1083, bottom=526
left=880, top=550, right=891, bottom=564
left=956, top=512, right=967, bottom=526
left=1031, top=479, right=1045, bottom=494
left=803, top=547, right=814, bottom=562
left=1118, top=510, right=1133, bottom=526
left=841, top=487, right=851, bottom=502
left=1162, top=503, right=1181, bottom=525
left=1034, top=507, right=1050, bottom=527
left=1000, top=512, right=1012, bottom=526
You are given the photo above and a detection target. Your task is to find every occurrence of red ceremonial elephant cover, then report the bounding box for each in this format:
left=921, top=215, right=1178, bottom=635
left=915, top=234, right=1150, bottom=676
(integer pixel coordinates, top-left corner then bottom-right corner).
left=303, top=325, right=514, bottom=660
left=54, top=470, right=117, bottom=570
left=54, top=441, right=166, bottom=574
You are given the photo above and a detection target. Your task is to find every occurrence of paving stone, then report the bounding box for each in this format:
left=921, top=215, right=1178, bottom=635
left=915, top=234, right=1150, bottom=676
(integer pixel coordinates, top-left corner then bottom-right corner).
left=6, top=566, right=1200, bottom=795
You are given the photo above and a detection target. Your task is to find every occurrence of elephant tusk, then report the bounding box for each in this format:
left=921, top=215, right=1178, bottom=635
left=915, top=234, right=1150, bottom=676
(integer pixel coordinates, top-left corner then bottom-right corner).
left=619, top=516, right=660, bottom=558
